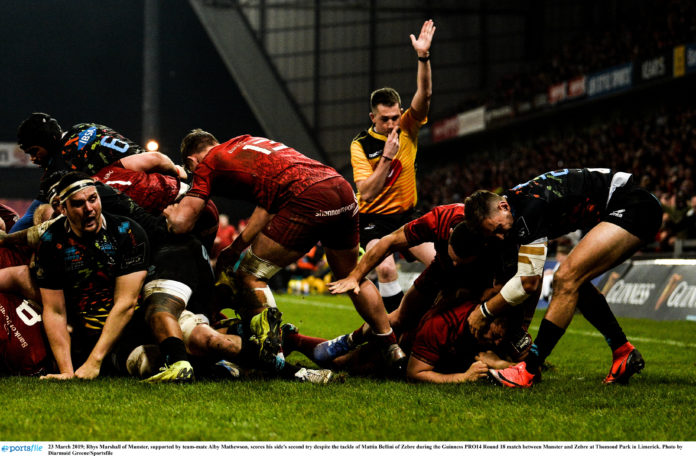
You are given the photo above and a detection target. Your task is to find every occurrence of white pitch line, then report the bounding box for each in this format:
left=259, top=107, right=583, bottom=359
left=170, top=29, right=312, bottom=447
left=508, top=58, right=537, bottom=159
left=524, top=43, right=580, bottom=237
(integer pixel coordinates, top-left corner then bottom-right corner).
left=280, top=295, right=355, bottom=311
left=530, top=326, right=696, bottom=349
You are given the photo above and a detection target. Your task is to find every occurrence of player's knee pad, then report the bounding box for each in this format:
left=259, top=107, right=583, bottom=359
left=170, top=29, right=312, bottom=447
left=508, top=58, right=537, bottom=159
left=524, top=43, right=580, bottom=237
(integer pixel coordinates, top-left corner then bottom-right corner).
left=178, top=310, right=210, bottom=346
left=254, top=286, right=277, bottom=308
left=142, top=279, right=192, bottom=321
left=237, top=247, right=282, bottom=280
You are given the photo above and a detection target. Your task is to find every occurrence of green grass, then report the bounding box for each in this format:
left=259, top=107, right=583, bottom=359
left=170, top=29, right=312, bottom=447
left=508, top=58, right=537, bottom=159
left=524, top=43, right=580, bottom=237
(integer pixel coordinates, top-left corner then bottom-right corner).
left=1, top=293, right=695, bottom=441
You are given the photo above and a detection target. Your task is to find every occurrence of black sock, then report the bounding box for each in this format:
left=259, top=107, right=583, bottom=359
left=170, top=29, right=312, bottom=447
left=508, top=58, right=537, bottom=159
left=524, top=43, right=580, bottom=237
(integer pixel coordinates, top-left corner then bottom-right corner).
left=576, top=283, right=627, bottom=351
left=526, top=318, right=565, bottom=372
left=160, top=337, right=188, bottom=365
left=382, top=291, right=404, bottom=313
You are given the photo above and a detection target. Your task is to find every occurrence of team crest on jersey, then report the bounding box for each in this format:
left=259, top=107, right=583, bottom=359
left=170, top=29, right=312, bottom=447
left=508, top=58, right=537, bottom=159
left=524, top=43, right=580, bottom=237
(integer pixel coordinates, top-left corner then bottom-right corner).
left=77, top=127, right=98, bottom=150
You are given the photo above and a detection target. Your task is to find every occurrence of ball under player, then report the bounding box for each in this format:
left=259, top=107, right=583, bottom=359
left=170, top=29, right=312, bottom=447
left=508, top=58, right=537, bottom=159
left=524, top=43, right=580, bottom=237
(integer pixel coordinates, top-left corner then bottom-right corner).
left=165, top=130, right=406, bottom=370
left=464, top=168, right=662, bottom=387
left=350, top=20, right=436, bottom=313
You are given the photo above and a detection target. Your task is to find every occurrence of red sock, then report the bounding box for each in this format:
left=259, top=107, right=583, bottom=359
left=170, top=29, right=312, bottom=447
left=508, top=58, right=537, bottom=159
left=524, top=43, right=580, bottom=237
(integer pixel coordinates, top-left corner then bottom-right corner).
left=286, top=332, right=327, bottom=359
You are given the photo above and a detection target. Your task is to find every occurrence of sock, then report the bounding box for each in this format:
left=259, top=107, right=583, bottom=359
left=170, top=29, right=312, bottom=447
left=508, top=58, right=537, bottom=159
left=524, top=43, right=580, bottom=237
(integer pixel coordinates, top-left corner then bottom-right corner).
left=160, top=337, right=188, bottom=365
left=350, top=325, right=368, bottom=346
left=371, top=328, right=397, bottom=347
left=382, top=291, right=404, bottom=313
left=285, top=332, right=327, bottom=359
left=379, top=280, right=402, bottom=313
left=525, top=318, right=565, bottom=372
left=576, top=283, right=628, bottom=352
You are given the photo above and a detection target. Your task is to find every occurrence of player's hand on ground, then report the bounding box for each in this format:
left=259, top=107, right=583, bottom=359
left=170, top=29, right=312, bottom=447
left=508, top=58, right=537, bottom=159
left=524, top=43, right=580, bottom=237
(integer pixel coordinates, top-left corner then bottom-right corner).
left=410, top=19, right=435, bottom=55
left=467, top=305, right=491, bottom=340
left=463, top=360, right=489, bottom=382
left=40, top=372, right=76, bottom=381
left=328, top=277, right=360, bottom=295
left=75, top=360, right=101, bottom=380
left=383, top=128, right=399, bottom=160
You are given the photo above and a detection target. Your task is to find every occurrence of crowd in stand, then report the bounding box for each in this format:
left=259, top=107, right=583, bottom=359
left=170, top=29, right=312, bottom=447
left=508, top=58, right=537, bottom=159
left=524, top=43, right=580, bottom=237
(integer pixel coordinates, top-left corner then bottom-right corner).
left=492, top=0, right=696, bottom=107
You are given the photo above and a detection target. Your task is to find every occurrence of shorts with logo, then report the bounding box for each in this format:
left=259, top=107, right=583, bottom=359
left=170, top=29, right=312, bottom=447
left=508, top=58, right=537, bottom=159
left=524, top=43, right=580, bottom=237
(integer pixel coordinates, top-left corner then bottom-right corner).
left=263, top=176, right=359, bottom=253
left=358, top=209, right=419, bottom=249
left=604, top=186, right=662, bottom=242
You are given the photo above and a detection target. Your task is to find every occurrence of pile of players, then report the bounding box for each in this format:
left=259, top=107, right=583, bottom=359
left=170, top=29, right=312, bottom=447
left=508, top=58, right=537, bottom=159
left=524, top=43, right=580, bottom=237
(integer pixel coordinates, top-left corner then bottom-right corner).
left=1, top=19, right=661, bottom=388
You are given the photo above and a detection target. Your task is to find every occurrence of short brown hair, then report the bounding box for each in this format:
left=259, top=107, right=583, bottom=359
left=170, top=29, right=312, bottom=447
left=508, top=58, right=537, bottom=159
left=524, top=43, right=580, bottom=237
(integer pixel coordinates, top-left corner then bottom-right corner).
left=370, top=87, right=401, bottom=111
left=180, top=129, right=219, bottom=165
left=464, top=190, right=503, bottom=233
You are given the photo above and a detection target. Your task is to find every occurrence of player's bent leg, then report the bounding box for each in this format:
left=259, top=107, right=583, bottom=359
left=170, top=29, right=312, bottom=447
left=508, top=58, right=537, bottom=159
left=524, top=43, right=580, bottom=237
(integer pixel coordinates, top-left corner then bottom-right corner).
left=325, top=245, right=406, bottom=371
left=141, top=283, right=194, bottom=383
left=546, top=222, right=643, bottom=329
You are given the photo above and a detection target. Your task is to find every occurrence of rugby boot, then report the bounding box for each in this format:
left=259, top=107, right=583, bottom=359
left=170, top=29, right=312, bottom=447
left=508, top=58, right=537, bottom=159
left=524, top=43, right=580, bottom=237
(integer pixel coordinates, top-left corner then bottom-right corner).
left=488, top=362, right=540, bottom=388
left=249, top=307, right=283, bottom=359
left=143, top=360, right=194, bottom=383
left=294, top=367, right=337, bottom=384
left=603, top=342, right=644, bottom=385
left=313, top=333, right=355, bottom=362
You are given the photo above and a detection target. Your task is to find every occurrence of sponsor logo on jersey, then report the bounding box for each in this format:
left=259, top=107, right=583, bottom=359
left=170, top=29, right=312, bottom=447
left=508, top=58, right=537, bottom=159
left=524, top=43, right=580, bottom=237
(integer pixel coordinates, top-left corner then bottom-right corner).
left=367, top=149, right=383, bottom=159
left=77, top=127, right=98, bottom=150
left=609, top=209, right=625, bottom=218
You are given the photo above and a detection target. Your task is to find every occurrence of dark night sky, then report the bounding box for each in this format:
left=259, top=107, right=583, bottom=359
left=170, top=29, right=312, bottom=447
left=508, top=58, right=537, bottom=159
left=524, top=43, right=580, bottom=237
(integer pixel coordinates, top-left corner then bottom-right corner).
left=0, top=0, right=263, bottom=159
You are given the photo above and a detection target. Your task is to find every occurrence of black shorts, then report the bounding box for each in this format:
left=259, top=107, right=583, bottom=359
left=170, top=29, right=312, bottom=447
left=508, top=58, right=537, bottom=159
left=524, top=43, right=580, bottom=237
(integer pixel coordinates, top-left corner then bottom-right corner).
left=604, top=186, right=662, bottom=242
left=358, top=209, right=420, bottom=249
left=145, top=234, right=215, bottom=316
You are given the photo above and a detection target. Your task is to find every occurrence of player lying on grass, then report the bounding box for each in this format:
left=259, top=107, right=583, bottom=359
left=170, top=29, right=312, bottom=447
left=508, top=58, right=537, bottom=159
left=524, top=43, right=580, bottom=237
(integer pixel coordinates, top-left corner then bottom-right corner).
left=324, top=204, right=525, bottom=362
left=281, top=286, right=533, bottom=383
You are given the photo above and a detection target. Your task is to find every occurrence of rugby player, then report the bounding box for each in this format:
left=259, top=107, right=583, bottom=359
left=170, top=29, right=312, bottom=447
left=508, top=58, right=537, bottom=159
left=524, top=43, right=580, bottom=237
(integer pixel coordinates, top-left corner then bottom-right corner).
left=35, top=173, right=150, bottom=380
left=325, top=204, right=521, bottom=361
left=14, top=112, right=158, bottom=232
left=165, top=131, right=405, bottom=369
left=464, top=168, right=662, bottom=387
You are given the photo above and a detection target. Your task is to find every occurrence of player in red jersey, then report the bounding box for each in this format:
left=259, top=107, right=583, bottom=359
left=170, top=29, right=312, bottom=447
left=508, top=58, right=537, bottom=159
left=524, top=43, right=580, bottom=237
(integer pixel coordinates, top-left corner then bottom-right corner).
left=165, top=130, right=405, bottom=369
left=0, top=293, right=52, bottom=376
left=324, top=204, right=520, bottom=363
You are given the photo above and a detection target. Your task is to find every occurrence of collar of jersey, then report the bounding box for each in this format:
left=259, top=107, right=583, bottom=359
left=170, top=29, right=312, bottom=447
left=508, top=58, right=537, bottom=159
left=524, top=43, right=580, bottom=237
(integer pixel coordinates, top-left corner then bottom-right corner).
left=368, top=126, right=388, bottom=141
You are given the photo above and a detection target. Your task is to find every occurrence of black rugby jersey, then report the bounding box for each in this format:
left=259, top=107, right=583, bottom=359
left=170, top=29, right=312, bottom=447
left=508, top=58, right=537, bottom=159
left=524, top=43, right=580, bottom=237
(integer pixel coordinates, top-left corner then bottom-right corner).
left=505, top=168, right=632, bottom=244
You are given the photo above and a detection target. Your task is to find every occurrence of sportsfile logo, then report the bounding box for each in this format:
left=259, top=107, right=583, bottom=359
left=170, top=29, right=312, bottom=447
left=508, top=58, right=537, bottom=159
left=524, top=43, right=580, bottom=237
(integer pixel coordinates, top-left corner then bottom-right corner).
left=1, top=444, right=43, bottom=452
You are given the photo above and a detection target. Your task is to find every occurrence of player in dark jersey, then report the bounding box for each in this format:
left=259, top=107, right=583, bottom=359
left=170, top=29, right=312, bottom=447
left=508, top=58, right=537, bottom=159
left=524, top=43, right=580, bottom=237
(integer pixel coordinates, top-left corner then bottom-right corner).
left=464, top=168, right=662, bottom=387
left=13, top=112, right=161, bottom=232
left=165, top=130, right=405, bottom=369
left=35, top=173, right=150, bottom=380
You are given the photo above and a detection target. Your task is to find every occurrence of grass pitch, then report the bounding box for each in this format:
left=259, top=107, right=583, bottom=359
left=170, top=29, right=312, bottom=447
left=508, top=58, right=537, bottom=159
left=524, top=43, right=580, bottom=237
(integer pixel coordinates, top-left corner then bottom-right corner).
left=1, top=293, right=695, bottom=442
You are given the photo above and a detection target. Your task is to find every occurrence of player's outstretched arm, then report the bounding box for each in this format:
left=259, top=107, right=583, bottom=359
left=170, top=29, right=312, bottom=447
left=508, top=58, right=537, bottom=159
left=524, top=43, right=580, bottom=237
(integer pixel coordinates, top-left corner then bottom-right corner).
left=120, top=151, right=184, bottom=178
left=329, top=227, right=410, bottom=295
left=40, top=288, right=75, bottom=380
left=76, top=270, right=146, bottom=380
left=406, top=357, right=488, bottom=383
left=409, top=19, right=435, bottom=120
